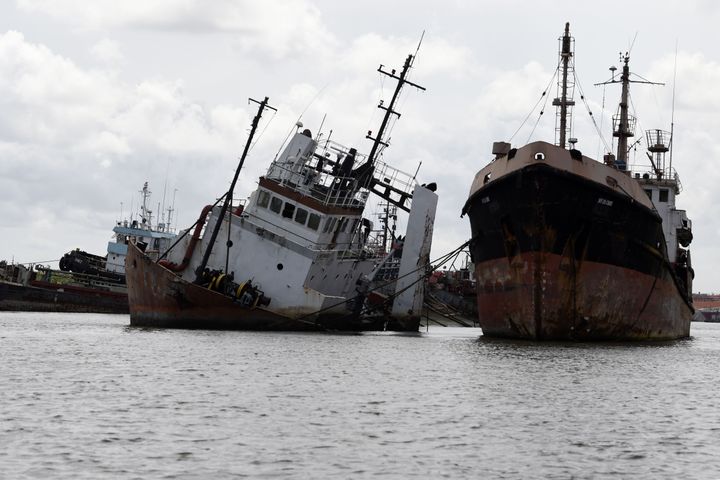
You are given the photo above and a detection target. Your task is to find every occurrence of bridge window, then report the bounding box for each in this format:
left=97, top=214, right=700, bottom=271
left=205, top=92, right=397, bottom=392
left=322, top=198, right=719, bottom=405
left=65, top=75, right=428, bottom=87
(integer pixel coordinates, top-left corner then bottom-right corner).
left=257, top=190, right=270, bottom=208
left=270, top=197, right=282, bottom=214
left=644, top=189, right=652, bottom=200
left=659, top=189, right=669, bottom=202
left=308, top=213, right=320, bottom=231
left=295, top=207, right=308, bottom=225
left=282, top=202, right=296, bottom=219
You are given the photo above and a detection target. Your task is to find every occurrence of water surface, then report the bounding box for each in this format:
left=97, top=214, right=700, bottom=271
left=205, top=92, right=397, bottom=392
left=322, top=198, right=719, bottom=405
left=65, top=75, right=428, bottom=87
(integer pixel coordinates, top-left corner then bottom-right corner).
left=1, top=312, right=718, bottom=478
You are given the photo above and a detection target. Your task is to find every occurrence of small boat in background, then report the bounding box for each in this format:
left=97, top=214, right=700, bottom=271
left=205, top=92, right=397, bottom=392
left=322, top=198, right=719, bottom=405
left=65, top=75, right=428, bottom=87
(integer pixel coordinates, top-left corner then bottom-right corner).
left=0, top=182, right=177, bottom=313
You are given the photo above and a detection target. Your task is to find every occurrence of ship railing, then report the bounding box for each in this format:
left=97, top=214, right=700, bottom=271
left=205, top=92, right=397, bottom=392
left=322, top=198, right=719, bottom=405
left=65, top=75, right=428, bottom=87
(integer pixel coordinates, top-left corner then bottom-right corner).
left=305, top=228, right=388, bottom=260
left=371, top=158, right=418, bottom=202
left=114, top=221, right=181, bottom=236
left=305, top=243, right=380, bottom=261
left=312, top=140, right=417, bottom=208
left=613, top=113, right=637, bottom=137
left=266, top=138, right=419, bottom=211
left=315, top=139, right=371, bottom=171
left=267, top=161, right=371, bottom=209
left=33, top=267, right=123, bottom=289
left=627, top=164, right=683, bottom=193
left=265, top=139, right=373, bottom=209
left=230, top=198, right=247, bottom=213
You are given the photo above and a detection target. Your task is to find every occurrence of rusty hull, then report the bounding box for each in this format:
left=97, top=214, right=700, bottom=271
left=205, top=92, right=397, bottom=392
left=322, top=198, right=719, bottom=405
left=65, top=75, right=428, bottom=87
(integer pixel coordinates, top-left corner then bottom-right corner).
left=474, top=251, right=692, bottom=340
left=126, top=242, right=416, bottom=331
left=126, top=242, right=324, bottom=330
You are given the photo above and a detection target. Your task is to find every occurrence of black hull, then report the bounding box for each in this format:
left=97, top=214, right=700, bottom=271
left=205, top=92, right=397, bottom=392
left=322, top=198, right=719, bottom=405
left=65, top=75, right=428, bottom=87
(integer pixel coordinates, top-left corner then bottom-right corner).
left=465, top=162, right=693, bottom=340
left=0, top=281, right=129, bottom=314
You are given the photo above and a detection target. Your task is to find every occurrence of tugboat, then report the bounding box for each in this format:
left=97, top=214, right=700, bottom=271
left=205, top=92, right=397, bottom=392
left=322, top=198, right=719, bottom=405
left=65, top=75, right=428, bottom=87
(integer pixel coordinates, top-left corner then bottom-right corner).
left=463, top=23, right=693, bottom=340
left=125, top=52, right=439, bottom=331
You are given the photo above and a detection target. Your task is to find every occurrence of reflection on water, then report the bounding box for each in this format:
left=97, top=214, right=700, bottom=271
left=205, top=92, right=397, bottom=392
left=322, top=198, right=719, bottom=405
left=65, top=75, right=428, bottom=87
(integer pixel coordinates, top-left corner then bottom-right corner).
left=2, top=312, right=718, bottom=479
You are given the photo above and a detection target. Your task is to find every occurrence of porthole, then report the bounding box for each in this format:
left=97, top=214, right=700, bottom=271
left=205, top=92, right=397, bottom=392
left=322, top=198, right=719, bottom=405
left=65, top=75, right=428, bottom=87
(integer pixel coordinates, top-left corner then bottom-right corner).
left=277, top=263, right=284, bottom=270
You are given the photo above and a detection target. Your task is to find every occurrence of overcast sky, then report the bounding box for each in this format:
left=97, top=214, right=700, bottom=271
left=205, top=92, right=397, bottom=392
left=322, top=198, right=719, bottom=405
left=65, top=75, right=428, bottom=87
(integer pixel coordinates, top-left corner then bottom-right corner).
left=1, top=0, right=719, bottom=292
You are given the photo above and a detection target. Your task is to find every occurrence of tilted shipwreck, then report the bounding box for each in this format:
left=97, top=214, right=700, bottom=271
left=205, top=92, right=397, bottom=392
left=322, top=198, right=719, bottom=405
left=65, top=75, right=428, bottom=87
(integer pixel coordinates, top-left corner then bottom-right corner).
left=126, top=52, right=440, bottom=331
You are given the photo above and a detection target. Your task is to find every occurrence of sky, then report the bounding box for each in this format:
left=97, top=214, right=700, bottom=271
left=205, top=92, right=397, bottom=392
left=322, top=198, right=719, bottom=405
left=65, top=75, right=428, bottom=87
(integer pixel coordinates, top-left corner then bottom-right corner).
left=1, top=0, right=719, bottom=292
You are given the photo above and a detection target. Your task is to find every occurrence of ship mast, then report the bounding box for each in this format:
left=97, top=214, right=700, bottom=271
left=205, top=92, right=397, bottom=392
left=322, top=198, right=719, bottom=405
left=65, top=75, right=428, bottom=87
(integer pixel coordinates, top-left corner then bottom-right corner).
left=553, top=22, right=575, bottom=149
left=140, top=182, right=152, bottom=229
left=595, top=54, right=662, bottom=170
left=195, top=96, right=276, bottom=282
left=363, top=53, right=425, bottom=212
left=365, top=54, right=425, bottom=168
left=616, top=55, right=632, bottom=168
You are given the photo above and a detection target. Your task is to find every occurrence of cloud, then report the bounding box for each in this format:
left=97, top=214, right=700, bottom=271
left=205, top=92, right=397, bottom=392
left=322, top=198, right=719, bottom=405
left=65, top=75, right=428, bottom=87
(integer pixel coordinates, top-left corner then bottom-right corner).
left=0, top=31, right=116, bottom=146
left=90, top=38, right=124, bottom=65
left=0, top=30, right=258, bottom=260
left=0, top=31, right=249, bottom=159
left=340, top=34, right=475, bottom=77
left=16, top=0, right=338, bottom=59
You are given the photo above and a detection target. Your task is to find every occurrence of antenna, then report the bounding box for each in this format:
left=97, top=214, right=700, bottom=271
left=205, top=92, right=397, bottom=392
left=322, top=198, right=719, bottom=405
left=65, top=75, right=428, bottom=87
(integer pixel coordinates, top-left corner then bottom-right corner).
left=628, top=31, right=639, bottom=55
left=167, top=188, right=177, bottom=232
left=161, top=160, right=170, bottom=226
left=316, top=113, right=327, bottom=141
left=669, top=39, right=678, bottom=174
left=414, top=30, right=425, bottom=59
left=412, top=161, right=422, bottom=183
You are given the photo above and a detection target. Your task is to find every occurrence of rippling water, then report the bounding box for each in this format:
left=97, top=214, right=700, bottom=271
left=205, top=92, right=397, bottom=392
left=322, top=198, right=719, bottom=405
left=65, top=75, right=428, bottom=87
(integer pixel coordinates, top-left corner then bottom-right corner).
left=2, top=312, right=719, bottom=479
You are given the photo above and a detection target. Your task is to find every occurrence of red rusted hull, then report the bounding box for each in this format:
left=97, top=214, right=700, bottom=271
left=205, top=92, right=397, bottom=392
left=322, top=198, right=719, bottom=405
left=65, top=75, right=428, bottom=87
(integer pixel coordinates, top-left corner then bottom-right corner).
left=126, top=242, right=323, bottom=330
left=474, top=249, right=691, bottom=341
left=125, top=242, right=416, bottom=331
